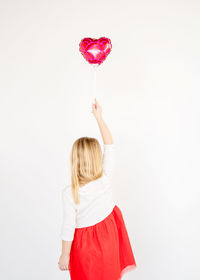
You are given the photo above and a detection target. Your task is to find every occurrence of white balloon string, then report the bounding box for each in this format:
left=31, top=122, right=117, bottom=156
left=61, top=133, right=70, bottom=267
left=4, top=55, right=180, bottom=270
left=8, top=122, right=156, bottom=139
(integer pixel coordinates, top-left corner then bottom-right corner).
left=92, top=64, right=98, bottom=103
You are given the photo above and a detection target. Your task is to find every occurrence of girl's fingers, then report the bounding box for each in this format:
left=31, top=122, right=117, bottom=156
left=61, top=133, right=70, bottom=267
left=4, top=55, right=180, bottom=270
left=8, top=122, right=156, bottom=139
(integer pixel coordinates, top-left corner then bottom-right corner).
left=58, top=263, right=68, bottom=271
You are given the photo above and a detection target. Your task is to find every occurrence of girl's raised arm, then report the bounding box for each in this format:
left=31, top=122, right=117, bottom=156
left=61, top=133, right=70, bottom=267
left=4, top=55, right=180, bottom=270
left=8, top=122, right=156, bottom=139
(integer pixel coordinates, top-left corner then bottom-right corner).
left=92, top=98, right=114, bottom=145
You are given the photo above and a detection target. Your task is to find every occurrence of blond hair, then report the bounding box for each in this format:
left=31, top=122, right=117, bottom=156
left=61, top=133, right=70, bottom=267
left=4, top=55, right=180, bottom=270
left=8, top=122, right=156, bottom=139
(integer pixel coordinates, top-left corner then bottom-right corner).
left=70, top=137, right=103, bottom=204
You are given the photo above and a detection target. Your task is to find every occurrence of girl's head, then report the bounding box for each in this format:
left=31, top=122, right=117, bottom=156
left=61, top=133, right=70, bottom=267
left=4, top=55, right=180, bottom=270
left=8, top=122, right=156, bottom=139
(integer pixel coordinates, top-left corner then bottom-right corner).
left=70, top=137, right=103, bottom=204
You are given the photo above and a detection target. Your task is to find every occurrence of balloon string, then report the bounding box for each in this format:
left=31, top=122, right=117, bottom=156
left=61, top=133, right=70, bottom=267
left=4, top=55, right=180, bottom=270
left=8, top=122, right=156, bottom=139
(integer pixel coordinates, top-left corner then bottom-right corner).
left=93, top=64, right=98, bottom=102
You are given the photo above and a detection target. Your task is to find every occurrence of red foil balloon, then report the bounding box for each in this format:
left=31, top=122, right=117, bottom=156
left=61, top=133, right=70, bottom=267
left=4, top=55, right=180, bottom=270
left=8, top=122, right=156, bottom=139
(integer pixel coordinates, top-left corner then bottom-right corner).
left=79, top=37, right=112, bottom=65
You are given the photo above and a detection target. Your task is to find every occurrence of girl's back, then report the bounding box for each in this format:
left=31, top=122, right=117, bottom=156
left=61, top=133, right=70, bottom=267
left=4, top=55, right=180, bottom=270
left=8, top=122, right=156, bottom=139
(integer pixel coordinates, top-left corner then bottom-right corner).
left=61, top=144, right=116, bottom=238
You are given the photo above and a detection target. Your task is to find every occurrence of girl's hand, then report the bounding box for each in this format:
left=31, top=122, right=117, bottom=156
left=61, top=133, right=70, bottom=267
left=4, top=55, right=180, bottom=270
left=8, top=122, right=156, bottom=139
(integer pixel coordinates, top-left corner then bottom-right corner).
left=58, top=254, right=70, bottom=271
left=92, top=98, right=102, bottom=120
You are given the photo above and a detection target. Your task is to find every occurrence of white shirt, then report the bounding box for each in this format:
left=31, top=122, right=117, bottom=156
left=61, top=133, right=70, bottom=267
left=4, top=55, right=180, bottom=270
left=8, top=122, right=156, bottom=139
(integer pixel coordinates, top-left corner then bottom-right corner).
left=60, top=144, right=115, bottom=241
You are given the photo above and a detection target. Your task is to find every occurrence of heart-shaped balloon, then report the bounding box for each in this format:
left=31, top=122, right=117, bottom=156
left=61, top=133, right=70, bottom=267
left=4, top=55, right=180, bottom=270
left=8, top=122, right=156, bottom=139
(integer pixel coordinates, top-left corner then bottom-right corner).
left=79, top=37, right=112, bottom=65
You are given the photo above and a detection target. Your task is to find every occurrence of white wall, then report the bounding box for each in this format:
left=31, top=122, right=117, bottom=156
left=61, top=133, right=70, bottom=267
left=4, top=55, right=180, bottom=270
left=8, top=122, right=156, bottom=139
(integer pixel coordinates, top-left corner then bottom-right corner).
left=0, top=0, right=200, bottom=279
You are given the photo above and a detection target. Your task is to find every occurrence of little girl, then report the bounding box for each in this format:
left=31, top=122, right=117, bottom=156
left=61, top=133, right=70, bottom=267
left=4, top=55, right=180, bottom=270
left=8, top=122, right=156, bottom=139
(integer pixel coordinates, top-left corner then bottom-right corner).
left=58, top=98, right=136, bottom=279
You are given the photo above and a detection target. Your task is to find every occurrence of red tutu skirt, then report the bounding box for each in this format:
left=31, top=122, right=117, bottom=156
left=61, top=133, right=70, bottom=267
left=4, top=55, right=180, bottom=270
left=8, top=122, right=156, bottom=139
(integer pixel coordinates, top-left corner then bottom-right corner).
left=69, top=205, right=136, bottom=280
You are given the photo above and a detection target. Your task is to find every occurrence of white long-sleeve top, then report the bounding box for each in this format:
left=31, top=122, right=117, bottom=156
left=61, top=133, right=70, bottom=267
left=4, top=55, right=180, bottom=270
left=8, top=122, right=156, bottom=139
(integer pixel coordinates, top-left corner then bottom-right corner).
left=60, top=143, right=115, bottom=241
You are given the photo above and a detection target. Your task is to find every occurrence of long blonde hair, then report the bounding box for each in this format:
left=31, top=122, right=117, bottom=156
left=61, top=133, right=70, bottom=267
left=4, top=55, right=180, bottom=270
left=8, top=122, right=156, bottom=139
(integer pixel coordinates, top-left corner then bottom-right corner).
left=70, top=137, right=103, bottom=204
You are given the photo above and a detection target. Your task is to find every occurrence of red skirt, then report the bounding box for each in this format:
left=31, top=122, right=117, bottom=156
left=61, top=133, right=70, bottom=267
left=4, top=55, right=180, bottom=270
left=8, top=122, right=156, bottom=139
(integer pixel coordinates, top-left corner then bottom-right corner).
left=69, top=205, right=136, bottom=280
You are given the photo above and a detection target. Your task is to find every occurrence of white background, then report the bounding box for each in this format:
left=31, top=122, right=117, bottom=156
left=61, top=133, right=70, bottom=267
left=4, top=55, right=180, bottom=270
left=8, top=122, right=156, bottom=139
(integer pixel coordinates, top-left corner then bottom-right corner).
left=0, top=0, right=200, bottom=279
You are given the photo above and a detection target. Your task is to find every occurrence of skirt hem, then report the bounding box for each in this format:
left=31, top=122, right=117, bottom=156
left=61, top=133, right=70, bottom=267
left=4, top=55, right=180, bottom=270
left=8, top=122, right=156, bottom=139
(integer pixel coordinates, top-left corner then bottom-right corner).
left=118, top=263, right=137, bottom=279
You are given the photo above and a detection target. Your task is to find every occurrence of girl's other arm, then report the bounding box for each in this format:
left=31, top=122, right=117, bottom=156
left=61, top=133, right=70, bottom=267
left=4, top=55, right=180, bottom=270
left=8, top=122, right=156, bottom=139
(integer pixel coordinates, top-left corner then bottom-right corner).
left=92, top=98, right=114, bottom=145
left=58, top=189, right=76, bottom=271
left=58, top=241, right=72, bottom=271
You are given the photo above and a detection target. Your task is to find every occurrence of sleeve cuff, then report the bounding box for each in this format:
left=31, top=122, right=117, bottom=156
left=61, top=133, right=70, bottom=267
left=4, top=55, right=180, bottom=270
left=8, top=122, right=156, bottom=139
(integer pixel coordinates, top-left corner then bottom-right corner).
left=60, top=232, right=74, bottom=242
left=103, top=143, right=115, bottom=147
